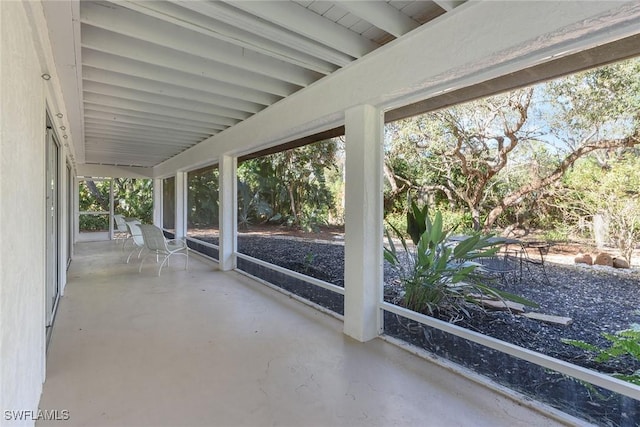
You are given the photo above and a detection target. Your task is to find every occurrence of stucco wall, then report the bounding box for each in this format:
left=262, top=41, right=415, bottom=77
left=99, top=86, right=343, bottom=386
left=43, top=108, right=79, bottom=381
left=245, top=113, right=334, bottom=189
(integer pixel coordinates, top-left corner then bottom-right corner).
left=1, top=1, right=47, bottom=424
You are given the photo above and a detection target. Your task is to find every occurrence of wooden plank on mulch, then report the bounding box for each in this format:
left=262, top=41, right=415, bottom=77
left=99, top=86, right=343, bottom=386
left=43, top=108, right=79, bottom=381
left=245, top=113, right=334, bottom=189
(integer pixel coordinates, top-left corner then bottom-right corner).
left=468, top=293, right=497, bottom=300
left=475, top=299, right=526, bottom=313
left=523, top=312, right=573, bottom=326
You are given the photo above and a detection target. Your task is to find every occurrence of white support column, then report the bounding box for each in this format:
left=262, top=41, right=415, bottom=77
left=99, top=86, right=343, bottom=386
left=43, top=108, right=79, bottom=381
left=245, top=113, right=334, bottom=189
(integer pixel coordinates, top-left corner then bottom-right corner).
left=153, top=178, right=162, bottom=227
left=108, top=178, right=115, bottom=240
left=219, top=155, right=237, bottom=271
left=74, top=176, right=79, bottom=242
left=57, top=147, right=67, bottom=296
left=175, top=172, right=187, bottom=239
left=343, top=104, right=384, bottom=342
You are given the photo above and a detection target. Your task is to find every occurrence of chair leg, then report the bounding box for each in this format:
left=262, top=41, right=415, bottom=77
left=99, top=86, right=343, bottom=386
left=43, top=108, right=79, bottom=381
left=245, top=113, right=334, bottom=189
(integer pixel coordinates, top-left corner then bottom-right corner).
left=139, top=253, right=151, bottom=273
left=126, top=248, right=135, bottom=264
left=158, top=256, right=170, bottom=276
left=126, top=247, right=144, bottom=264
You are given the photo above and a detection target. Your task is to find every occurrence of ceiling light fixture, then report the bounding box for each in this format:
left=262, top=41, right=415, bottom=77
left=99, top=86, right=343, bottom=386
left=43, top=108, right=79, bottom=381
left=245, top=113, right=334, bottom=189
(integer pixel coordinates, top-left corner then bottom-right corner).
left=41, top=73, right=51, bottom=80
left=63, top=135, right=68, bottom=139
left=56, top=113, right=63, bottom=118
left=60, top=126, right=66, bottom=131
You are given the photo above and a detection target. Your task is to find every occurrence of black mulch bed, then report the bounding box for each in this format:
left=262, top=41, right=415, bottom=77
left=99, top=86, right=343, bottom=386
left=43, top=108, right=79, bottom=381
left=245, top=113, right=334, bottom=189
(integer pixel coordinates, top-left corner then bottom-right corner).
left=198, top=234, right=640, bottom=426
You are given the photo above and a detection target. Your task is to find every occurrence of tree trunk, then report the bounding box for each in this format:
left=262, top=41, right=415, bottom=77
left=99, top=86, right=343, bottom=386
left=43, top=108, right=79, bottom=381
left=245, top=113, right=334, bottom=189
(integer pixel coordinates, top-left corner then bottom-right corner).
left=482, top=134, right=639, bottom=230
left=288, top=185, right=298, bottom=225
left=86, top=180, right=109, bottom=211
left=471, top=207, right=482, bottom=231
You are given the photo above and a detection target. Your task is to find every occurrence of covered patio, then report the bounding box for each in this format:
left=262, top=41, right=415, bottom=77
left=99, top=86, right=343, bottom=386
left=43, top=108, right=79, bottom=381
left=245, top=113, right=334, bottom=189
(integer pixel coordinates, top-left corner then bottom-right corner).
left=38, top=241, right=565, bottom=426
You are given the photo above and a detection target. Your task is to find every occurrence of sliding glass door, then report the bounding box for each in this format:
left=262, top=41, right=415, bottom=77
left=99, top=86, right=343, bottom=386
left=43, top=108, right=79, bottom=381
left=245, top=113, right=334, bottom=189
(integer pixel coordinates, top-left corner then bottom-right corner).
left=45, top=119, right=60, bottom=337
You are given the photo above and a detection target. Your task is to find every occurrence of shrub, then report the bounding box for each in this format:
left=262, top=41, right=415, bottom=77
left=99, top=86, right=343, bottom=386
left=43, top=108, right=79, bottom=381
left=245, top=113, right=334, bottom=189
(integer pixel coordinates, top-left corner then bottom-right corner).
left=563, top=325, right=640, bottom=386
left=384, top=203, right=537, bottom=320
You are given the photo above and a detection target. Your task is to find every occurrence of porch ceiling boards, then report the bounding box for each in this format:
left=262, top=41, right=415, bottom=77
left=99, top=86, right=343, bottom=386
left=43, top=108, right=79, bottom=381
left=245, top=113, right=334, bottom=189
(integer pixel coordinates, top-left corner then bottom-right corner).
left=77, top=0, right=461, bottom=168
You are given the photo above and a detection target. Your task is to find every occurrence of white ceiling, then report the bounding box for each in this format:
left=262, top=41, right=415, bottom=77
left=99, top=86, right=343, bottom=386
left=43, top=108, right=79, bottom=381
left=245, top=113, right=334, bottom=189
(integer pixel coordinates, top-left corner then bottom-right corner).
left=76, top=0, right=462, bottom=167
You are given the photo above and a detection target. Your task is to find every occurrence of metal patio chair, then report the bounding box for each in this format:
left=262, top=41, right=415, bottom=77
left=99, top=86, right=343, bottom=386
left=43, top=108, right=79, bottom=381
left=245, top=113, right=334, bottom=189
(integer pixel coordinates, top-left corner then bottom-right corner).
left=138, top=224, right=189, bottom=276
left=113, top=214, right=129, bottom=247
left=124, top=221, right=145, bottom=264
left=477, top=250, right=521, bottom=286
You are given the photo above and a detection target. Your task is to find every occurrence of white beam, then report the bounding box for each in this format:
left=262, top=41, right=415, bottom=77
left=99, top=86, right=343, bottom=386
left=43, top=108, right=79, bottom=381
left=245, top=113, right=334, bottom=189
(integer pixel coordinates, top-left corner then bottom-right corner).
left=155, top=1, right=640, bottom=177
left=84, top=119, right=209, bottom=138
left=83, top=110, right=220, bottom=135
left=82, top=49, right=280, bottom=106
left=41, top=0, right=85, bottom=163
left=83, top=120, right=210, bottom=140
left=116, top=0, right=337, bottom=75
left=84, top=82, right=251, bottom=125
left=83, top=104, right=230, bottom=132
left=84, top=156, right=166, bottom=168
left=343, top=105, right=383, bottom=342
left=85, top=130, right=196, bottom=146
left=339, top=2, right=419, bottom=38
left=84, top=148, right=175, bottom=159
left=84, top=142, right=193, bottom=155
left=228, top=1, right=379, bottom=59
left=83, top=67, right=263, bottom=115
left=84, top=140, right=192, bottom=154
left=432, top=0, right=466, bottom=12
left=219, top=155, right=237, bottom=271
left=76, top=164, right=153, bottom=179
left=178, top=1, right=355, bottom=67
left=82, top=80, right=251, bottom=122
left=81, top=25, right=299, bottom=97
left=80, top=1, right=322, bottom=86
left=83, top=96, right=237, bottom=128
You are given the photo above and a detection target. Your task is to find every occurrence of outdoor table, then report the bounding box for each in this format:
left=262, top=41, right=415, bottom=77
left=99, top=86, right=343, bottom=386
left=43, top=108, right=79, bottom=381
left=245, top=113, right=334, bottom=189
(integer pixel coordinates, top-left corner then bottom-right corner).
left=448, top=236, right=551, bottom=285
left=520, top=241, right=552, bottom=285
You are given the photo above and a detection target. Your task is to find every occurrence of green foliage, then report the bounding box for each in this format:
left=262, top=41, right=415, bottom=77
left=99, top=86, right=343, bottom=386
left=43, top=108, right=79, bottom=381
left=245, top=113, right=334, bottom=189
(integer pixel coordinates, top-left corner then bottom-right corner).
left=384, top=211, right=407, bottom=237
left=78, top=178, right=152, bottom=230
left=439, top=208, right=475, bottom=234
left=113, top=178, right=153, bottom=223
left=542, top=226, right=570, bottom=243
left=545, top=58, right=640, bottom=146
left=382, top=57, right=640, bottom=234
left=237, top=180, right=273, bottom=229
left=78, top=179, right=110, bottom=211
left=384, top=202, right=537, bottom=318
left=407, top=199, right=429, bottom=245
left=563, top=325, right=640, bottom=386
left=237, top=139, right=340, bottom=231
left=79, top=214, right=109, bottom=232
left=563, top=153, right=640, bottom=262
left=187, top=166, right=219, bottom=229
left=303, top=252, right=316, bottom=274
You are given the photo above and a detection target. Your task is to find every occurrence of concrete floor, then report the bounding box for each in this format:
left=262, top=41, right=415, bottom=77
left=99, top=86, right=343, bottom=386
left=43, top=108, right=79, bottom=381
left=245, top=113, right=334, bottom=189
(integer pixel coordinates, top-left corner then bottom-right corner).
left=39, top=241, right=572, bottom=427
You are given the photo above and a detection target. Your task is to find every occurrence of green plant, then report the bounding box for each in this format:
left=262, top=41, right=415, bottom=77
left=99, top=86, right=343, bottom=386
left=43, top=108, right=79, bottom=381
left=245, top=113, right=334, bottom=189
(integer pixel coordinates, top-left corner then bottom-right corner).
left=237, top=179, right=273, bottom=229
left=303, top=252, right=316, bottom=273
left=542, top=226, right=570, bottom=243
left=563, top=325, right=640, bottom=385
left=406, top=198, right=429, bottom=245
left=384, top=205, right=537, bottom=319
left=79, top=214, right=109, bottom=232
